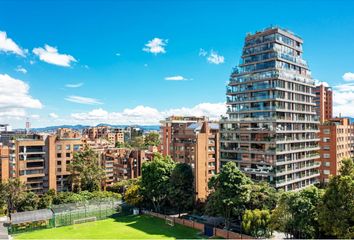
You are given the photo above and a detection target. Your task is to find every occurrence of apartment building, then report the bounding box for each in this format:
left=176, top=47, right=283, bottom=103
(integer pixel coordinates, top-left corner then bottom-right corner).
left=318, top=118, right=354, bottom=182
left=220, top=27, right=320, bottom=191
left=9, top=135, right=47, bottom=194
left=83, top=126, right=124, bottom=144
left=102, top=148, right=151, bottom=186
left=0, top=144, right=9, bottom=181
left=47, top=129, right=83, bottom=192
left=314, top=85, right=333, bottom=123
left=160, top=116, right=220, bottom=200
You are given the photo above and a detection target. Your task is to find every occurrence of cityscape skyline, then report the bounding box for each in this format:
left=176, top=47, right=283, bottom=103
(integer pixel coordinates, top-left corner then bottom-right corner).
left=1, top=0, right=354, bottom=128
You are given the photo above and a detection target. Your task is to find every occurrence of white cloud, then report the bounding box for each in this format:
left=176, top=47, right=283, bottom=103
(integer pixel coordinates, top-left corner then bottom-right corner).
left=199, top=48, right=207, bottom=57
left=207, top=50, right=224, bottom=64
left=15, top=66, right=27, bottom=74
left=0, top=31, right=26, bottom=57
left=33, top=44, right=77, bottom=67
left=314, top=79, right=329, bottom=87
left=115, top=53, right=121, bottom=56
left=143, top=38, right=167, bottom=55
left=70, top=103, right=226, bottom=125
left=343, top=72, right=354, bottom=81
left=30, top=114, right=40, bottom=119
left=65, top=95, right=102, bottom=105
left=199, top=49, right=225, bottom=64
left=333, top=82, right=354, bottom=117
left=0, top=74, right=42, bottom=118
left=49, top=113, right=59, bottom=118
left=164, top=75, right=188, bottom=81
left=65, top=82, right=83, bottom=88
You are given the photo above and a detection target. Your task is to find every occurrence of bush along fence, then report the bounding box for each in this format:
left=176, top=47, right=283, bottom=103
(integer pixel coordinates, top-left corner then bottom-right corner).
left=144, top=211, right=253, bottom=239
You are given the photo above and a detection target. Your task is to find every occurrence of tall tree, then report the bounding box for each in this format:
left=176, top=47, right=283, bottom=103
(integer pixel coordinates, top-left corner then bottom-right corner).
left=247, top=182, right=279, bottom=211
left=318, top=158, right=354, bottom=238
left=68, top=146, right=105, bottom=192
left=140, top=154, right=175, bottom=213
left=205, top=161, right=252, bottom=229
left=17, top=192, right=40, bottom=212
left=270, top=186, right=324, bottom=239
left=2, top=178, right=26, bottom=213
left=124, top=180, right=143, bottom=208
left=242, top=209, right=272, bottom=238
left=129, top=136, right=145, bottom=149
left=144, top=132, right=160, bottom=147
left=168, top=163, right=194, bottom=216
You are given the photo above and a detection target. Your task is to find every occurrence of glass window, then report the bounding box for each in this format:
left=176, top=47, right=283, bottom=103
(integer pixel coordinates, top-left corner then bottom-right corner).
left=324, top=162, right=330, bottom=167
left=57, top=145, right=62, bottom=151
left=57, top=153, right=61, bottom=158
left=66, top=144, right=71, bottom=150
left=323, top=170, right=330, bottom=175
left=323, top=129, right=330, bottom=134
left=323, top=154, right=330, bottom=159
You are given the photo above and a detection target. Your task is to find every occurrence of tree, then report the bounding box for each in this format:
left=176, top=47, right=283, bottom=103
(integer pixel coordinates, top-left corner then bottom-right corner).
left=247, top=182, right=279, bottom=211
left=125, top=180, right=143, bottom=208
left=68, top=146, right=105, bottom=192
left=205, top=161, right=252, bottom=229
left=144, top=132, right=160, bottom=147
left=2, top=178, right=26, bottom=213
left=318, top=158, right=354, bottom=238
left=242, top=209, right=271, bottom=238
left=270, top=186, right=324, bottom=239
left=168, top=163, right=194, bottom=216
left=107, top=179, right=137, bottom=194
left=129, top=136, right=145, bottom=149
left=17, top=192, right=39, bottom=212
left=140, top=154, right=175, bottom=213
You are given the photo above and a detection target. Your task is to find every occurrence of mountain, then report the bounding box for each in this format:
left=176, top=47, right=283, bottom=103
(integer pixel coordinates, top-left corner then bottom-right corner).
left=16, top=124, right=160, bottom=133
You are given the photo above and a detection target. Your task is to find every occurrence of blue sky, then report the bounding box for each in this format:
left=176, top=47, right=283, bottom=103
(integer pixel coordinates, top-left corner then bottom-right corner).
left=1, top=0, right=354, bottom=127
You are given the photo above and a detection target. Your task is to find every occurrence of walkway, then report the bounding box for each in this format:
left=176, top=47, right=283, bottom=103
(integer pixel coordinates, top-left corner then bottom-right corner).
left=0, top=216, right=9, bottom=240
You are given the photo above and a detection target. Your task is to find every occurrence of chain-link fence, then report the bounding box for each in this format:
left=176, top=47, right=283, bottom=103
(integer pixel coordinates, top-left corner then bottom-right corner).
left=9, top=198, right=121, bottom=234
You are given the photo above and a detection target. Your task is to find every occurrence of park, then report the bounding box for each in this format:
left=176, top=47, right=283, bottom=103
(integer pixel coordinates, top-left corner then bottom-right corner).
left=14, top=214, right=202, bottom=239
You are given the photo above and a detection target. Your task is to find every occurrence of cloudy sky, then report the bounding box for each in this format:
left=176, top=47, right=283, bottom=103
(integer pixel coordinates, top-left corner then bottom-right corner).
left=0, top=0, right=354, bottom=128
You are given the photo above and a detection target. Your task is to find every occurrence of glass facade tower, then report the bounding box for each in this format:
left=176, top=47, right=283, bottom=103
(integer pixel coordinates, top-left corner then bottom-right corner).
left=220, top=27, right=320, bottom=191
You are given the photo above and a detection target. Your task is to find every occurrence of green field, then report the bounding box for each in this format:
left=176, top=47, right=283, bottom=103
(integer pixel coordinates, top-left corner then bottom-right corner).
left=14, top=215, right=203, bottom=239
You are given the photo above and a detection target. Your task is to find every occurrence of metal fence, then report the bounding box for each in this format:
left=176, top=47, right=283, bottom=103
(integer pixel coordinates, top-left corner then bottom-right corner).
left=9, top=198, right=121, bottom=234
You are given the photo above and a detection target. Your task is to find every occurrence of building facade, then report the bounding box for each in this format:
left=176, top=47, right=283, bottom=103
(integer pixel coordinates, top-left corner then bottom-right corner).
left=83, top=126, right=124, bottom=145
left=318, top=118, right=354, bottom=182
left=314, top=85, right=333, bottom=123
left=160, top=116, right=219, bottom=200
left=220, top=27, right=320, bottom=191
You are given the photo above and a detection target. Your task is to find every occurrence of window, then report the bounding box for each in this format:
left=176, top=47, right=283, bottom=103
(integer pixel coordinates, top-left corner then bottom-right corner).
left=323, top=170, right=330, bottom=175
left=73, top=145, right=80, bottom=151
left=66, top=144, right=71, bottom=150
left=57, top=145, right=62, bottom=151
left=323, top=153, right=330, bottom=158
left=323, top=138, right=330, bottom=143
left=323, top=145, right=330, bottom=150
left=66, top=153, right=71, bottom=158
left=57, top=161, right=62, bottom=165
left=57, top=153, right=62, bottom=158
left=323, top=162, right=330, bottom=167
left=323, top=129, right=330, bottom=134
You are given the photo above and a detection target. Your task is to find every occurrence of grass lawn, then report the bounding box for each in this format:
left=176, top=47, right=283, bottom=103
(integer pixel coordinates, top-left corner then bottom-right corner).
left=14, top=214, right=203, bottom=239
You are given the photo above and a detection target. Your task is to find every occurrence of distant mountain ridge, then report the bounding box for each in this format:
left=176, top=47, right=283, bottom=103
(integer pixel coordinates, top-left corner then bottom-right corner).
left=16, top=124, right=160, bottom=132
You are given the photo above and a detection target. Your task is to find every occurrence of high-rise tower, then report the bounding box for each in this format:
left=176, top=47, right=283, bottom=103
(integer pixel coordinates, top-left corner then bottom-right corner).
left=220, top=27, right=320, bottom=191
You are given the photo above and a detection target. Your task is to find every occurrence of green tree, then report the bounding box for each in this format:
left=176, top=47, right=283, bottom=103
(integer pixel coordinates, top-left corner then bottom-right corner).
left=17, top=192, right=40, bottom=212
left=270, top=186, right=324, bottom=238
left=168, top=163, right=194, bottom=216
left=144, top=132, right=160, bottom=147
left=247, top=182, right=279, bottom=211
left=68, top=146, right=105, bottom=192
left=125, top=180, right=143, bottom=208
left=140, top=154, right=175, bottom=212
left=205, top=162, right=252, bottom=229
left=129, top=136, right=145, bottom=149
left=2, top=178, right=26, bottom=213
left=318, top=158, right=354, bottom=238
left=107, top=179, right=137, bottom=194
left=242, top=209, right=272, bottom=238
